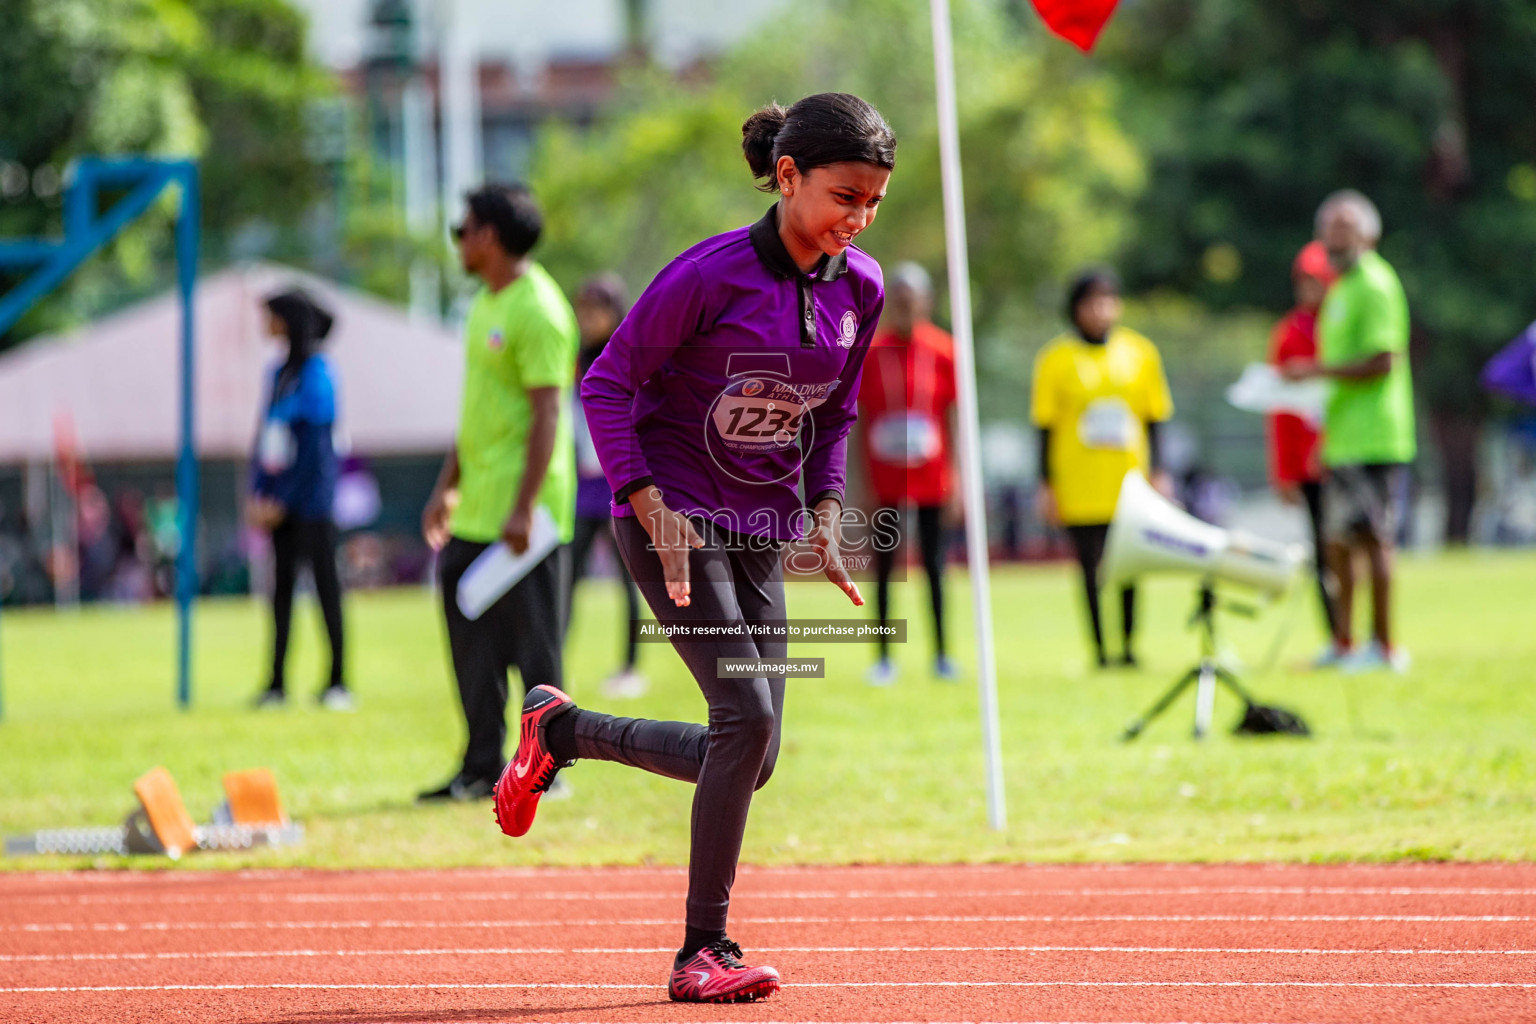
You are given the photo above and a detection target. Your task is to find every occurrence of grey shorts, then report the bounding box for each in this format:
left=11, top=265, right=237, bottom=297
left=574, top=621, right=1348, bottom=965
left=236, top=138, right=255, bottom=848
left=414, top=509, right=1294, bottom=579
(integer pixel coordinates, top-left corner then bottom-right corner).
left=1322, top=463, right=1409, bottom=545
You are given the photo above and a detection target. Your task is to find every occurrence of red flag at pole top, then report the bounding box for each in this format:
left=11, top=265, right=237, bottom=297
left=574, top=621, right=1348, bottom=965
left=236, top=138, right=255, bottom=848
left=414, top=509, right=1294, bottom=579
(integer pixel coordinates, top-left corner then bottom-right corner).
left=1029, top=0, right=1121, bottom=51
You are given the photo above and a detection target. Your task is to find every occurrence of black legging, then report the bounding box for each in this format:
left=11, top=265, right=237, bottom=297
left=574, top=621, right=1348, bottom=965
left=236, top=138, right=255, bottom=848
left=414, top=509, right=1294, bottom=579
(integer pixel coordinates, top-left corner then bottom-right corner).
left=564, top=514, right=642, bottom=670
left=1065, top=523, right=1135, bottom=665
left=565, top=515, right=785, bottom=935
left=1299, top=479, right=1338, bottom=636
left=439, top=538, right=567, bottom=783
left=269, top=518, right=344, bottom=692
left=872, top=503, right=947, bottom=661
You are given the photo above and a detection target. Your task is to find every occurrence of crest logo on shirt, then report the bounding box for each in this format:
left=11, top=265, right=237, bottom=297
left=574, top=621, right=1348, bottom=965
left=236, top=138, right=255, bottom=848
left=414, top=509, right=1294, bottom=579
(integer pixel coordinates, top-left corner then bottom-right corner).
left=839, top=311, right=858, bottom=348
left=488, top=328, right=505, bottom=351
left=741, top=378, right=765, bottom=397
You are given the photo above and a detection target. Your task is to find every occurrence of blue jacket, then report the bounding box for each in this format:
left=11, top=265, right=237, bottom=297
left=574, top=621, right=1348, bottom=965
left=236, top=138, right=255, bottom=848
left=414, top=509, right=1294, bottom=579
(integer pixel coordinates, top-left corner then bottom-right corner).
left=251, top=356, right=339, bottom=522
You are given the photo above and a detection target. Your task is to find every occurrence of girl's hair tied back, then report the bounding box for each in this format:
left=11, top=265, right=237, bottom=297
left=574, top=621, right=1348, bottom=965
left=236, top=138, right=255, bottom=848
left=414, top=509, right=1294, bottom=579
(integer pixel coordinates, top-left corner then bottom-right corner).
left=741, top=103, right=789, bottom=181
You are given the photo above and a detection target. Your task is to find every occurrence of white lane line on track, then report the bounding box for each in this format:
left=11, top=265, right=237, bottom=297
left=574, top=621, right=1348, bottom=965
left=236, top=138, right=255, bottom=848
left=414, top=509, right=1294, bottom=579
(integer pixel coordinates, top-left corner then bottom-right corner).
left=11, top=885, right=1536, bottom=906
left=11, top=913, right=1534, bottom=932
left=6, top=981, right=1536, bottom=993
left=6, top=944, right=1536, bottom=963
left=11, top=862, right=1529, bottom=880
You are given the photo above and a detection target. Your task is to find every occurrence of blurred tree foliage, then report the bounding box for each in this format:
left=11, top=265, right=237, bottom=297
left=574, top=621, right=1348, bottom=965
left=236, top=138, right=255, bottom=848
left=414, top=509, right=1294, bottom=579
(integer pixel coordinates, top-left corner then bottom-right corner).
left=0, top=0, right=336, bottom=343
left=529, top=0, right=1145, bottom=415
left=1102, top=0, right=1536, bottom=537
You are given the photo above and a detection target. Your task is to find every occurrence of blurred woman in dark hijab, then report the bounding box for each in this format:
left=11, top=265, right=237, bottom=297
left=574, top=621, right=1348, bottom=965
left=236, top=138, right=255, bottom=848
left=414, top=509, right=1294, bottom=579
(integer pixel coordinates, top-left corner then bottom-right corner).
left=249, top=287, right=350, bottom=710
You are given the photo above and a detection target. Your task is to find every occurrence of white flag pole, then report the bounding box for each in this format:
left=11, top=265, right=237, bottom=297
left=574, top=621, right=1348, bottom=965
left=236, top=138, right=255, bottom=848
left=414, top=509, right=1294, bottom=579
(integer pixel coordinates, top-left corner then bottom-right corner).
left=438, top=0, right=483, bottom=222
left=929, top=0, right=1006, bottom=830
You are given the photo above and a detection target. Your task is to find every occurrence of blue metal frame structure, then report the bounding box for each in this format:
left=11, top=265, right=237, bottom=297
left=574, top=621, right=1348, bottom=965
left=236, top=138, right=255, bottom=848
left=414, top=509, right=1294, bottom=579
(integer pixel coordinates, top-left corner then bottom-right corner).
left=0, top=157, right=201, bottom=714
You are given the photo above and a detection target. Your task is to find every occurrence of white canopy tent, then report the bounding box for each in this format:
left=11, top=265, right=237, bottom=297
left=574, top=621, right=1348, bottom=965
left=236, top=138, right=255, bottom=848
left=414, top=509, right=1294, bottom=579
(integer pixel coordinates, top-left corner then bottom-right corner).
left=0, top=262, right=463, bottom=465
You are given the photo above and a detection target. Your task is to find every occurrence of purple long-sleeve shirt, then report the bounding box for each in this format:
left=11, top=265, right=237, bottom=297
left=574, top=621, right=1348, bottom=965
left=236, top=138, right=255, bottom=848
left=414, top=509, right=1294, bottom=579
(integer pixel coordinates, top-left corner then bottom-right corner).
left=581, top=204, right=885, bottom=540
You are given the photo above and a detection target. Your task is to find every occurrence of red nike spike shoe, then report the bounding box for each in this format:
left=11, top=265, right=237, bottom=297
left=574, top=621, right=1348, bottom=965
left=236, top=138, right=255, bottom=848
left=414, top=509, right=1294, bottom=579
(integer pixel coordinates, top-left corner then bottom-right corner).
left=668, top=938, right=780, bottom=1003
left=493, top=684, right=574, bottom=838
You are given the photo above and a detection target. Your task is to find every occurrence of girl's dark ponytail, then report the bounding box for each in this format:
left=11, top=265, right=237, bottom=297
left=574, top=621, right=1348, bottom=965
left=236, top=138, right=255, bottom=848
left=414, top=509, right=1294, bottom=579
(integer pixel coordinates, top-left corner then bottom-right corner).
left=741, top=93, right=895, bottom=193
left=741, top=103, right=789, bottom=184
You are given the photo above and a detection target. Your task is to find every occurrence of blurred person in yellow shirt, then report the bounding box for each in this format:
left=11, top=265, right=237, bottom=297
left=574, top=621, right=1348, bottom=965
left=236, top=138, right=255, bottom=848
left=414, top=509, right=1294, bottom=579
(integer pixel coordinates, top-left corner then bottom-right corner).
left=1032, top=269, right=1175, bottom=668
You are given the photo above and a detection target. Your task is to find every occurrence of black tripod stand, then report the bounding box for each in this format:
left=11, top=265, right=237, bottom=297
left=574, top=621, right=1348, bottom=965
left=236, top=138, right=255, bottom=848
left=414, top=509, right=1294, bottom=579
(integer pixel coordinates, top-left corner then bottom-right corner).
left=1121, top=582, right=1259, bottom=741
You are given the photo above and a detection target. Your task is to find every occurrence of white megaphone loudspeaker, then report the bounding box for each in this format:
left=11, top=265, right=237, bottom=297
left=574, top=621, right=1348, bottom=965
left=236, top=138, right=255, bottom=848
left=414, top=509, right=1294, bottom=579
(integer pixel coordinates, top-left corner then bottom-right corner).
left=1102, top=471, right=1304, bottom=596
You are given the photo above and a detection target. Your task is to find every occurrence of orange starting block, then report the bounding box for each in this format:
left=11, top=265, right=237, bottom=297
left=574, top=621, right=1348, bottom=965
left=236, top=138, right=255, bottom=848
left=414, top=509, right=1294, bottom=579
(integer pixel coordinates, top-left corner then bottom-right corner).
left=220, top=767, right=288, bottom=828
left=128, top=765, right=201, bottom=858
left=4, top=766, right=304, bottom=858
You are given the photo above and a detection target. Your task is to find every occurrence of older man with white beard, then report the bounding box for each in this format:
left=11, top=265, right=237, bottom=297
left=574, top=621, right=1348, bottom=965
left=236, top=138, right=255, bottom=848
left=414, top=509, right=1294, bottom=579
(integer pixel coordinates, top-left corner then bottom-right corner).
left=1283, top=190, right=1416, bottom=674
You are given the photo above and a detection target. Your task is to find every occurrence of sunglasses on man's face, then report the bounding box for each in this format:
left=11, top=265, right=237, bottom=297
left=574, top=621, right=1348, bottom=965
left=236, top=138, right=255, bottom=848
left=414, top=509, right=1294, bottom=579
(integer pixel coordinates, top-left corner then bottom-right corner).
left=452, top=220, right=477, bottom=240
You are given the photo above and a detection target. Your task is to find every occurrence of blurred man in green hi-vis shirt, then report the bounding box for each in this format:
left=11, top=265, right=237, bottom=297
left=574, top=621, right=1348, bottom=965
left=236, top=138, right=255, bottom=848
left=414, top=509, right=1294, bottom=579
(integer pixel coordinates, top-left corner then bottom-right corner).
left=418, top=183, right=579, bottom=801
left=1284, top=190, right=1415, bottom=675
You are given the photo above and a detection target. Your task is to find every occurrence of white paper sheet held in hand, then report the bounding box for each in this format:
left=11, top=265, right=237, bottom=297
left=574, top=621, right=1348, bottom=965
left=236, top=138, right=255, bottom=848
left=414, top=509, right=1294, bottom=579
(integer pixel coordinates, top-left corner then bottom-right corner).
left=1226, top=363, right=1327, bottom=423
left=456, top=505, right=560, bottom=620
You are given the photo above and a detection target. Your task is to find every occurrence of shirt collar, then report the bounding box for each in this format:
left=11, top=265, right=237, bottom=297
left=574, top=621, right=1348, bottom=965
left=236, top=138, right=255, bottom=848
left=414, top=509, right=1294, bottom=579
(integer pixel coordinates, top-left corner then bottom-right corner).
left=749, top=204, right=849, bottom=283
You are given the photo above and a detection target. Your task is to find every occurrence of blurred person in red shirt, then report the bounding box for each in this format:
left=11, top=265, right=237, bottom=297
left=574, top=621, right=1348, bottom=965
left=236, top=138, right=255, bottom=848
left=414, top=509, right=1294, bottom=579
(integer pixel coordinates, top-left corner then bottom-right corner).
left=1269, top=241, right=1338, bottom=651
left=858, top=262, right=960, bottom=686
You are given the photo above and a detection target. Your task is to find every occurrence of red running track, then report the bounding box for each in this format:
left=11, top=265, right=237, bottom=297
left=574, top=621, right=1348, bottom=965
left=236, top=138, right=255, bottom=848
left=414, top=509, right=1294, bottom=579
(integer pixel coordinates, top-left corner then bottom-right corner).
left=2, top=862, right=1534, bottom=1023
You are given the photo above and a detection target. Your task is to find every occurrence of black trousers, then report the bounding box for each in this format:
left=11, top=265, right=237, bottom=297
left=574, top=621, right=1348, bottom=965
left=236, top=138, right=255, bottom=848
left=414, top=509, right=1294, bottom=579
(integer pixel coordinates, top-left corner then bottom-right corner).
left=438, top=537, right=568, bottom=783
left=269, top=518, right=344, bottom=692
left=872, top=503, right=948, bottom=661
left=1065, top=523, right=1136, bottom=664
left=1299, top=479, right=1338, bottom=636
left=571, top=515, right=785, bottom=934
left=564, top=513, right=642, bottom=670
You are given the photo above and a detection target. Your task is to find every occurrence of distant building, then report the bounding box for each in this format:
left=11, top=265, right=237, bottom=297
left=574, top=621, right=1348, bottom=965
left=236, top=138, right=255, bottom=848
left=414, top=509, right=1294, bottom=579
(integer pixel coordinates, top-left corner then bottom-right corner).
left=293, top=0, right=781, bottom=71
left=293, top=0, right=781, bottom=180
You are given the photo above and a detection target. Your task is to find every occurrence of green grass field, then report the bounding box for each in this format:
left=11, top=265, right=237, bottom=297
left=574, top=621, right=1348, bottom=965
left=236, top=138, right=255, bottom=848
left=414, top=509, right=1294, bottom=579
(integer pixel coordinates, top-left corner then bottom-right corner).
left=1, top=550, right=1533, bottom=870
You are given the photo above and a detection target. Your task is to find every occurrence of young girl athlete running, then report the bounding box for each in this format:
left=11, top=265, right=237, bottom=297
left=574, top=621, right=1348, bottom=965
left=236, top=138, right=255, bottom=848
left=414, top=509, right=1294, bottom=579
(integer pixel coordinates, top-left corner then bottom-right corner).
left=494, top=92, right=896, bottom=1003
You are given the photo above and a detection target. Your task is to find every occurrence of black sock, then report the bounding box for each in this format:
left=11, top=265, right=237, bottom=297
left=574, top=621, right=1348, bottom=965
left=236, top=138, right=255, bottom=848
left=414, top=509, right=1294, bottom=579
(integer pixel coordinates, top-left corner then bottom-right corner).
left=676, top=925, right=726, bottom=967
left=544, top=706, right=580, bottom=765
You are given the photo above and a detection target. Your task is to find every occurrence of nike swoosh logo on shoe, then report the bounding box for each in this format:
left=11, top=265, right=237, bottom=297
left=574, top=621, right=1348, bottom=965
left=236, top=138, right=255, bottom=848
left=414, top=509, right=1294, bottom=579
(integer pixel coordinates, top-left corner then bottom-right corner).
left=691, top=971, right=711, bottom=986
left=513, top=760, right=530, bottom=779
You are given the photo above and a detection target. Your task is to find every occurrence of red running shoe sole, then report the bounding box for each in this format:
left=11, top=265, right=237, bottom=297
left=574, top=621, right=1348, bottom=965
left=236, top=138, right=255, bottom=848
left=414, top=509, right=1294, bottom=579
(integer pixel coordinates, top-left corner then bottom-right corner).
left=669, top=974, right=780, bottom=1003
